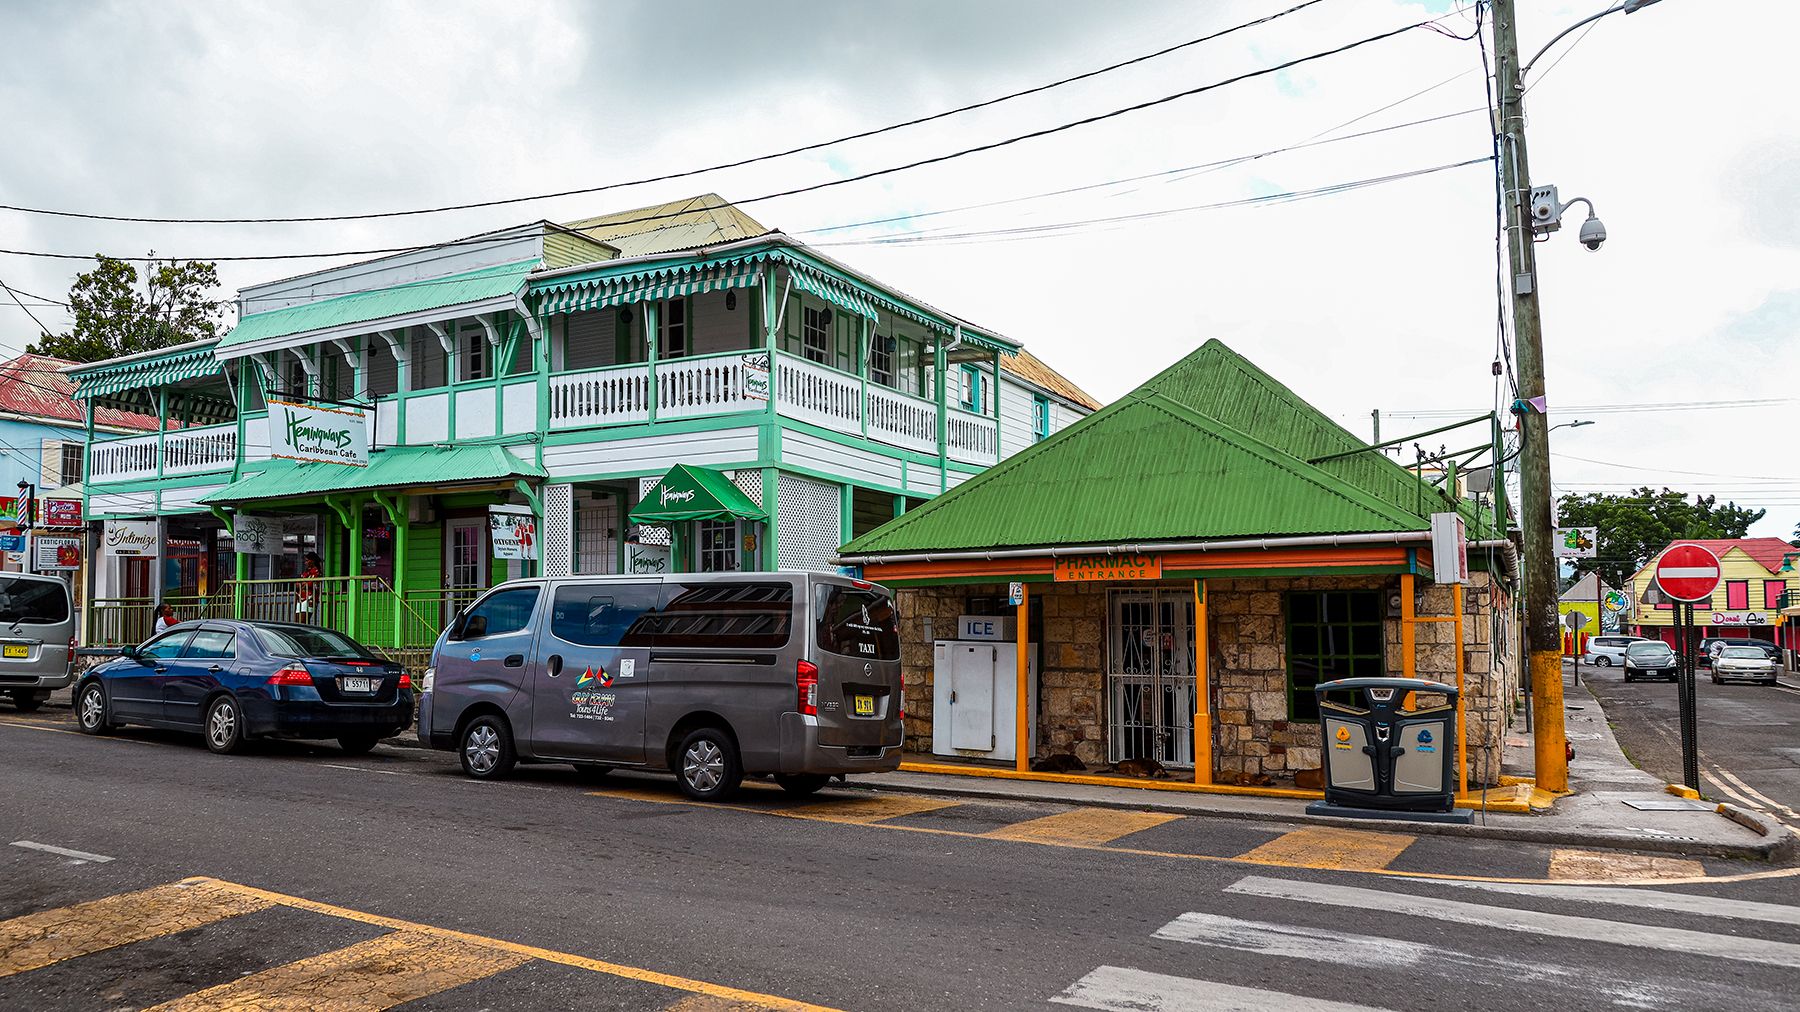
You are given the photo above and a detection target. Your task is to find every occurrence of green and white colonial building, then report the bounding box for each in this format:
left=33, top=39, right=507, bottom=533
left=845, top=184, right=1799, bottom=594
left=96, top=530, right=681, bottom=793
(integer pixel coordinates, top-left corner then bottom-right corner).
left=67, top=195, right=1096, bottom=653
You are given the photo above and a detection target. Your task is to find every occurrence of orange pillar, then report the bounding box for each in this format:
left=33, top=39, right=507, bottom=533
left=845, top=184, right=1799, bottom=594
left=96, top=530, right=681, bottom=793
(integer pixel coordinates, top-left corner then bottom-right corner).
left=1454, top=585, right=1467, bottom=796
left=1015, top=582, right=1030, bottom=772
left=1193, top=579, right=1212, bottom=785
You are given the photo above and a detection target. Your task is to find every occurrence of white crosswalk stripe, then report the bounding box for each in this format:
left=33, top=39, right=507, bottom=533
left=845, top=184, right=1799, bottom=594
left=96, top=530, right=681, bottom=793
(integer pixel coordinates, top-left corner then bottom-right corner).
left=1053, top=966, right=1393, bottom=1012
left=1432, top=879, right=1800, bottom=926
left=1224, top=875, right=1800, bottom=969
left=1049, top=875, right=1800, bottom=1010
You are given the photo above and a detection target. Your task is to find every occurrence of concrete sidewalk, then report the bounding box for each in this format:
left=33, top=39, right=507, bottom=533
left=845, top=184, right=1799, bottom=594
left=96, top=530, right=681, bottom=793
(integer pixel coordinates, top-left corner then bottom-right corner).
left=850, top=668, right=1795, bottom=861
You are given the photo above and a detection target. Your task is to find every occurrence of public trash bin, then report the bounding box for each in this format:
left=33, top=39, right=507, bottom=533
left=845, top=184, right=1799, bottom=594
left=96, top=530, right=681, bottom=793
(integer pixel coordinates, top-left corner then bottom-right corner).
left=1314, top=676, right=1457, bottom=813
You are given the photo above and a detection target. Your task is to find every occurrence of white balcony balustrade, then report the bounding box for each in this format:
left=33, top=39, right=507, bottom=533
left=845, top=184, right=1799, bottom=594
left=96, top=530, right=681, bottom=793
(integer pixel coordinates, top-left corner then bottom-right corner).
left=89, top=423, right=238, bottom=482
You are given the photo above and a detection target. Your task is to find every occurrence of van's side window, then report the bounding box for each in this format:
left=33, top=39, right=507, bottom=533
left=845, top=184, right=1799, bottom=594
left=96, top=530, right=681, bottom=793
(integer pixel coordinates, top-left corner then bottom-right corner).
left=658, top=582, right=793, bottom=649
left=551, top=583, right=659, bottom=647
left=815, top=586, right=900, bottom=660
left=461, top=587, right=541, bottom=639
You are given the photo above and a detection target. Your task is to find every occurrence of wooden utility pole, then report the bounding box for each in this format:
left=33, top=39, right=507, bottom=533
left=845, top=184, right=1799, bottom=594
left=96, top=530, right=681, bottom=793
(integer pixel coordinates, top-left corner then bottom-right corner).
left=1492, top=0, right=1567, bottom=792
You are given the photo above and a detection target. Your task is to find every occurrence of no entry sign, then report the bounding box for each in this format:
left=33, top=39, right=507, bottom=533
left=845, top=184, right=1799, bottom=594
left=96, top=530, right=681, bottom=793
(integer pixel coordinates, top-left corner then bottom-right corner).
left=1654, top=544, right=1722, bottom=602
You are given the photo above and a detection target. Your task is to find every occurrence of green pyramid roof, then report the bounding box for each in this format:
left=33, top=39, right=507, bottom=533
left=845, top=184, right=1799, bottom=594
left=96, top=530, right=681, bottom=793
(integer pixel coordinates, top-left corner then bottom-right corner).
left=840, top=339, right=1501, bottom=557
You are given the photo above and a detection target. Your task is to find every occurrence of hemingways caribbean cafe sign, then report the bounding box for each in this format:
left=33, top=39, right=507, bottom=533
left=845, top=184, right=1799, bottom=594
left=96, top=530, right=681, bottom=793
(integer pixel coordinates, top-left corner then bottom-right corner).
left=269, top=399, right=369, bottom=467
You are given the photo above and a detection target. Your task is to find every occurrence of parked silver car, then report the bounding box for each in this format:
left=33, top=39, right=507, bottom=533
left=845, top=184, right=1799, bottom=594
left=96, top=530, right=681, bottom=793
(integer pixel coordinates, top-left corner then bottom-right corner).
left=1580, top=634, right=1648, bottom=667
left=0, top=574, right=77, bottom=711
left=418, top=572, right=904, bottom=801
left=1711, top=645, right=1780, bottom=686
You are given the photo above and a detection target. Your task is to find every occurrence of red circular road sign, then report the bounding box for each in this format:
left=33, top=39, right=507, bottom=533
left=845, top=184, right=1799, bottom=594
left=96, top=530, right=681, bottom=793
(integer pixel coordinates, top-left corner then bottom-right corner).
left=1654, top=544, right=1723, bottom=602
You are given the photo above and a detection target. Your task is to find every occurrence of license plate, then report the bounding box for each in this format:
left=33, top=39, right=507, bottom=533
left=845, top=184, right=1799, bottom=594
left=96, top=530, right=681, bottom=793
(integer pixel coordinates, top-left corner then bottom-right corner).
left=340, top=676, right=372, bottom=693
left=3, top=645, right=27, bottom=658
left=853, top=694, right=875, bottom=716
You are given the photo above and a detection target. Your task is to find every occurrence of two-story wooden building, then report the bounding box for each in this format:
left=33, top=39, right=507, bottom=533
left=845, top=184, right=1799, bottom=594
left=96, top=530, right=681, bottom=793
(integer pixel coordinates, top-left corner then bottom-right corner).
left=68, top=195, right=1096, bottom=653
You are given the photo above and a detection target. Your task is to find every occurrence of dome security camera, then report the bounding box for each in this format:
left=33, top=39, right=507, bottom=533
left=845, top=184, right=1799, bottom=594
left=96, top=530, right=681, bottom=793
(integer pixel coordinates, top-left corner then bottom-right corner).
left=1578, top=214, right=1606, bottom=251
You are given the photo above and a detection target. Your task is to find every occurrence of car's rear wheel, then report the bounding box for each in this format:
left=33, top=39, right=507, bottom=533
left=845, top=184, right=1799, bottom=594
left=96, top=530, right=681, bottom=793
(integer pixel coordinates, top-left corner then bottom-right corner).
left=676, top=727, right=742, bottom=801
left=76, top=682, right=112, bottom=735
left=338, top=734, right=380, bottom=755
left=774, top=773, right=829, bottom=796
left=204, top=696, right=245, bottom=755
left=9, top=690, right=45, bottom=712
left=1594, top=657, right=1611, bottom=668
left=459, top=715, right=515, bottom=780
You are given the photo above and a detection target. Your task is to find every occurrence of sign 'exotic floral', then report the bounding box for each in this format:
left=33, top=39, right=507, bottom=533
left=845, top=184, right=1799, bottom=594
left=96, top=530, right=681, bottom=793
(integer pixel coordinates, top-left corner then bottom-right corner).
left=269, top=399, right=369, bottom=467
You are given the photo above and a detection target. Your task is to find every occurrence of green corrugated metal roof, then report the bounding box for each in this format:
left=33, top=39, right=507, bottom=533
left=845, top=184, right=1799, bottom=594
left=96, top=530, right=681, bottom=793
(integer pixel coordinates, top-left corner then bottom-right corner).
left=69, top=342, right=222, bottom=399
left=840, top=339, right=1501, bottom=556
left=201, top=444, right=544, bottom=504
left=219, top=259, right=539, bottom=351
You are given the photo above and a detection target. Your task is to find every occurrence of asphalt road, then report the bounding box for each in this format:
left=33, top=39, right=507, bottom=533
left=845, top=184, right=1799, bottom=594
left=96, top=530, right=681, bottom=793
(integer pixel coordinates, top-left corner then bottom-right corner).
left=1583, top=659, right=1800, bottom=830
left=3, top=705, right=1799, bottom=1011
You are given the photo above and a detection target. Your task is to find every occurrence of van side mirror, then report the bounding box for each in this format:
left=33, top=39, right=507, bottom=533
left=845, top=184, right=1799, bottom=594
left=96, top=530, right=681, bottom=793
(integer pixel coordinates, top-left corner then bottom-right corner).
left=460, top=614, right=488, bottom=640
left=120, top=643, right=138, bottom=659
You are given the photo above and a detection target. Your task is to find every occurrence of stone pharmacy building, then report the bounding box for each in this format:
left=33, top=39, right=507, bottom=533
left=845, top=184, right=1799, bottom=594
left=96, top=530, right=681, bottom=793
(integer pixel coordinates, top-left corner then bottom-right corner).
left=840, top=341, right=1520, bottom=791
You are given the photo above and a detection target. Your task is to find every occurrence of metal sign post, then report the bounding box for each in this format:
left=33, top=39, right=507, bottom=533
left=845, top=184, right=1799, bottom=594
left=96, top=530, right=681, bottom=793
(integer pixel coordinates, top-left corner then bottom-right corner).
left=1653, top=545, right=1718, bottom=795
left=1677, top=602, right=1699, bottom=791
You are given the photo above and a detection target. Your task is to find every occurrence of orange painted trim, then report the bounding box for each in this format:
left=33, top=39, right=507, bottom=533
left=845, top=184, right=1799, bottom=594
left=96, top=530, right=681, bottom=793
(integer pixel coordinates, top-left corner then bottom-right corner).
left=862, top=545, right=1410, bottom=584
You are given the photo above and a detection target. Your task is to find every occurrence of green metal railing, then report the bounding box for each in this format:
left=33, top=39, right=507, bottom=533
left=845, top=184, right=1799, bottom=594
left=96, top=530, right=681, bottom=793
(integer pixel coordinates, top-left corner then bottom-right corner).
left=84, top=577, right=470, bottom=655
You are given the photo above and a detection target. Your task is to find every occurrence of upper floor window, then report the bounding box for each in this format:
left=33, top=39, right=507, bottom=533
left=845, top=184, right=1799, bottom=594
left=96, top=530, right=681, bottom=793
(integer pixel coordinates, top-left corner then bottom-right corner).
left=1032, top=394, right=1052, bottom=442
left=958, top=364, right=988, bottom=413
left=461, top=323, right=489, bottom=381
left=870, top=335, right=895, bottom=387
left=802, top=307, right=832, bottom=365
left=661, top=299, right=689, bottom=359
left=59, top=441, right=83, bottom=485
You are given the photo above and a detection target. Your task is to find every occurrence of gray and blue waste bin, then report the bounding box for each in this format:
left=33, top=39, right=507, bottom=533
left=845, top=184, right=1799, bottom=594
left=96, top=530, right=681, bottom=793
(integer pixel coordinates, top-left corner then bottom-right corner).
left=1313, top=676, right=1457, bottom=813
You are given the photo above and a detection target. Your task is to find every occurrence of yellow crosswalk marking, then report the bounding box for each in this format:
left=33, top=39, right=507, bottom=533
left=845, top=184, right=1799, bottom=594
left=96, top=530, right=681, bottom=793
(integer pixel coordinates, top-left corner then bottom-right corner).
left=145, top=930, right=528, bottom=1011
left=983, top=808, right=1182, bottom=846
left=1549, top=849, right=1706, bottom=882
left=0, top=879, right=273, bottom=978
left=776, top=794, right=960, bottom=825
left=1235, top=826, right=1416, bottom=871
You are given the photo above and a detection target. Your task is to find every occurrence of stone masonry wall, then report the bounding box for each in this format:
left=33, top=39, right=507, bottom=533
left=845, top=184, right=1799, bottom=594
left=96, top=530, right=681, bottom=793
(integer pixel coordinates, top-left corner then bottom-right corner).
left=897, top=571, right=1511, bottom=787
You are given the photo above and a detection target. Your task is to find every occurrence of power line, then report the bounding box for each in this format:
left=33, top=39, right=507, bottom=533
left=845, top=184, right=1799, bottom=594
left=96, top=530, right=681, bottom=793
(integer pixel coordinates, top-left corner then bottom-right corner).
left=1552, top=452, right=1796, bottom=482
left=813, top=157, right=1492, bottom=248
left=0, top=14, right=1470, bottom=264
left=1388, top=397, right=1800, bottom=419
left=0, top=1, right=1338, bottom=227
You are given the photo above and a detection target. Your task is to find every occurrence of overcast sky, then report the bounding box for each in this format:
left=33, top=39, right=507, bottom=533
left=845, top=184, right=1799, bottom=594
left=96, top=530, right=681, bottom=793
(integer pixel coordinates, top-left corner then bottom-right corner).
left=2, top=0, right=1795, bottom=543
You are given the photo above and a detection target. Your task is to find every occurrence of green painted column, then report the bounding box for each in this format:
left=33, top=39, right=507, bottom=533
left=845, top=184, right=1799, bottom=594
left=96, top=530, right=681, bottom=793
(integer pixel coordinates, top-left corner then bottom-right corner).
left=348, top=500, right=363, bottom=638
left=934, top=335, right=948, bottom=492
left=645, top=301, right=660, bottom=423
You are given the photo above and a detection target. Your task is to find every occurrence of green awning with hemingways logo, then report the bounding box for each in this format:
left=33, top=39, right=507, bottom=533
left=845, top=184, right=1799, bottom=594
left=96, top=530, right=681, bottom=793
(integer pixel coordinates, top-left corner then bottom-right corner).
left=629, top=464, right=767, bottom=525
left=70, top=342, right=223, bottom=400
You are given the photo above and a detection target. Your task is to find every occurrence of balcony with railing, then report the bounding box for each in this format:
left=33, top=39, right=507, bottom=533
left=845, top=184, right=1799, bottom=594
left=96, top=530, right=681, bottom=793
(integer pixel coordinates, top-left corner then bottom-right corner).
left=543, top=349, right=992, bottom=464
left=88, top=423, right=239, bottom=484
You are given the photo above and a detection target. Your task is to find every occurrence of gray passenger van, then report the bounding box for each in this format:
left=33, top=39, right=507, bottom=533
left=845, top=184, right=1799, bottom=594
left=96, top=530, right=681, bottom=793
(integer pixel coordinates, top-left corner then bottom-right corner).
left=0, top=573, right=77, bottom=712
left=418, top=571, right=903, bottom=800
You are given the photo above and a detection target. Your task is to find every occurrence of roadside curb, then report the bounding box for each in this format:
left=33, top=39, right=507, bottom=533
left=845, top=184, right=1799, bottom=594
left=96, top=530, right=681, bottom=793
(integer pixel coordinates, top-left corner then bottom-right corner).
left=847, top=775, right=1796, bottom=861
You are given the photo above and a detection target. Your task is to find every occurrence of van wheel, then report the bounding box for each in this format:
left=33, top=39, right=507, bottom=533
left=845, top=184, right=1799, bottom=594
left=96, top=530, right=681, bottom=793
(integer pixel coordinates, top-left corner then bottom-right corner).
left=1593, top=657, right=1611, bottom=668
left=774, top=773, right=829, bottom=796
left=10, top=690, right=44, bottom=712
left=76, top=682, right=112, bottom=734
left=460, top=715, right=515, bottom=779
left=204, top=696, right=245, bottom=755
left=676, top=728, right=742, bottom=801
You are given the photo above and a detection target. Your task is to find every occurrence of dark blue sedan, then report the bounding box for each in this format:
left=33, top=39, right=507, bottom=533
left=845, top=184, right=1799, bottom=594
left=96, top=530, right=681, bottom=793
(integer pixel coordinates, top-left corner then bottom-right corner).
left=75, top=621, right=413, bottom=755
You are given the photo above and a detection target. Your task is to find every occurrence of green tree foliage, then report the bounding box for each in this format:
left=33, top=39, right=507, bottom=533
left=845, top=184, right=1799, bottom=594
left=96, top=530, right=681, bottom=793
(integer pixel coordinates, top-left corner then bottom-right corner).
left=1557, top=488, right=1766, bottom=588
left=26, top=255, right=226, bottom=362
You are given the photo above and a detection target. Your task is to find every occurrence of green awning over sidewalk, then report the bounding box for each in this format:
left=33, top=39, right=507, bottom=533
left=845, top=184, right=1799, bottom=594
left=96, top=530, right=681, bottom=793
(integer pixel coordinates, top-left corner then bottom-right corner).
left=629, top=465, right=766, bottom=525
left=202, top=444, right=544, bottom=505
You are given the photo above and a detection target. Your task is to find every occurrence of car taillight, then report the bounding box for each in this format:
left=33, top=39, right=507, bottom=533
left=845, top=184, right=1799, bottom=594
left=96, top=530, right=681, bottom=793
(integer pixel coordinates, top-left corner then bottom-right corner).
left=899, top=686, right=906, bottom=721
left=267, top=664, right=313, bottom=686
left=797, top=659, right=819, bottom=716
left=397, top=672, right=412, bottom=689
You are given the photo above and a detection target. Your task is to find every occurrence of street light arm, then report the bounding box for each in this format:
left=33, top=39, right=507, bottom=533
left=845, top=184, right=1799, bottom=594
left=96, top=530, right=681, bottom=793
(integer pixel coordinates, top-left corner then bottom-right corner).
left=1520, top=1, right=1661, bottom=78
